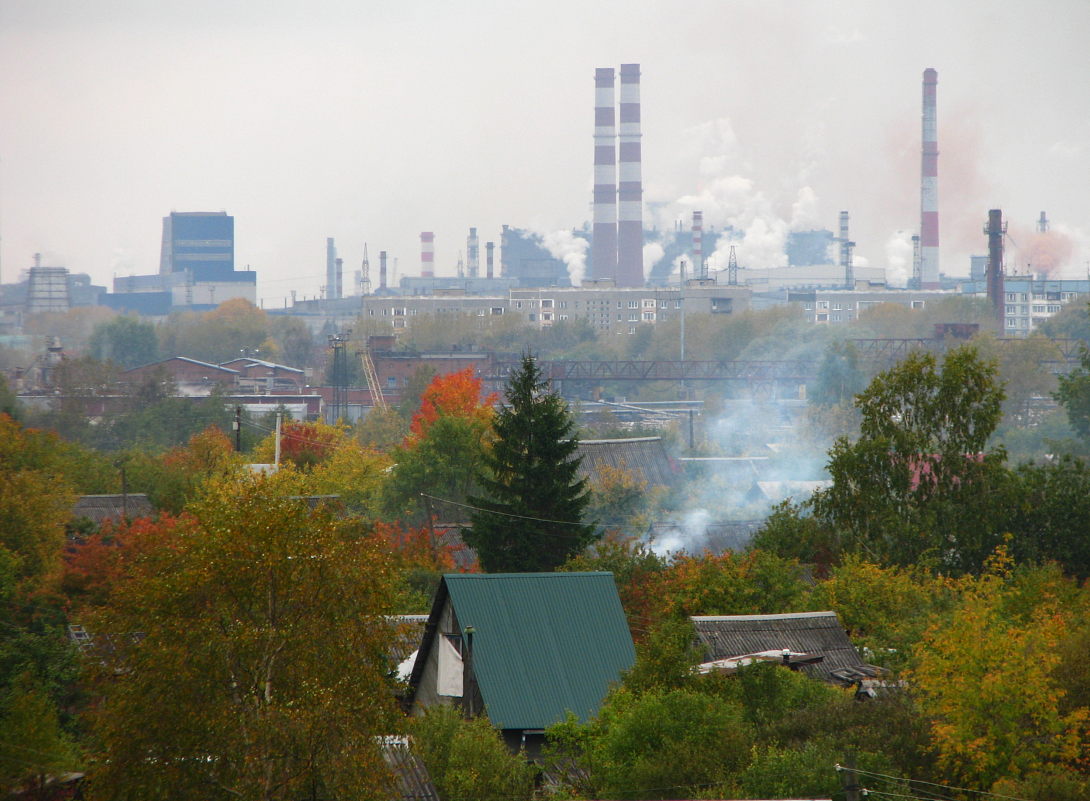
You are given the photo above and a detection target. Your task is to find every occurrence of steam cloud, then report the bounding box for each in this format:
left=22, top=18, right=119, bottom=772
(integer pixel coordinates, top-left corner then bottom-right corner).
left=541, top=228, right=589, bottom=286
left=885, top=232, right=912, bottom=288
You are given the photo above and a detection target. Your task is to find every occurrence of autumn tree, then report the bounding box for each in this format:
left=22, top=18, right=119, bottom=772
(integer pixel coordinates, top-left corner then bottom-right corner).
left=466, top=354, right=595, bottom=572
left=87, top=472, right=403, bottom=800
left=810, top=346, right=1010, bottom=573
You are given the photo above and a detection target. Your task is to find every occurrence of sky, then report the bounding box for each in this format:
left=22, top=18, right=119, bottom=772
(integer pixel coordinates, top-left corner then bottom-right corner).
left=3, top=0, right=1089, bottom=303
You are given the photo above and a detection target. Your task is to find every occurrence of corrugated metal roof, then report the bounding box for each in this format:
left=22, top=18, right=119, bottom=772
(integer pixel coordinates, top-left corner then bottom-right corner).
left=576, top=437, right=679, bottom=489
left=72, top=494, right=155, bottom=524
left=383, top=741, right=440, bottom=801
left=439, top=572, right=635, bottom=730
left=692, top=611, right=865, bottom=682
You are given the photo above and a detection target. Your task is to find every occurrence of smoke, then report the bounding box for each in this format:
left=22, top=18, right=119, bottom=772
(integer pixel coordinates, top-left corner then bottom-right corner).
left=790, top=186, right=821, bottom=230
left=1008, top=222, right=1076, bottom=277
left=541, top=228, right=589, bottom=286
left=649, top=509, right=711, bottom=557
left=885, top=232, right=913, bottom=287
left=643, top=242, right=665, bottom=280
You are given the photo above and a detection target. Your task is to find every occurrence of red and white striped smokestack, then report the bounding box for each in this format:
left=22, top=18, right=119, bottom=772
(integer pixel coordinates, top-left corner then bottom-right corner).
left=486, top=242, right=494, bottom=279
left=420, top=232, right=434, bottom=279
left=617, top=63, right=643, bottom=287
left=692, top=211, right=703, bottom=278
left=379, top=250, right=387, bottom=290
left=920, top=68, right=940, bottom=289
left=592, top=68, right=617, bottom=281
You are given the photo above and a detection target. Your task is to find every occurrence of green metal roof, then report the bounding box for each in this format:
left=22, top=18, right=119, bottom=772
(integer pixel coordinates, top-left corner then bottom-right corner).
left=442, top=572, right=635, bottom=730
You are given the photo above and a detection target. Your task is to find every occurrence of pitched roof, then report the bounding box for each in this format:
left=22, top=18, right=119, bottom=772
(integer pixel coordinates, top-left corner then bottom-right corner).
left=412, top=572, right=635, bottom=730
left=575, top=437, right=678, bottom=489
left=72, top=494, right=155, bottom=524
left=383, top=741, right=440, bottom=801
left=691, top=611, right=866, bottom=683
left=124, top=356, right=239, bottom=375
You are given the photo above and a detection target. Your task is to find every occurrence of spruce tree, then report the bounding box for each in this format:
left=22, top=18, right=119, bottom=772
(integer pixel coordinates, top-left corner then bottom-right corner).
left=466, top=353, right=596, bottom=572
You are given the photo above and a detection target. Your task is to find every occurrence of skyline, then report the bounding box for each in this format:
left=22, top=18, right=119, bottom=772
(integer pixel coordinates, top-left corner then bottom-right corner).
left=3, top=0, right=1089, bottom=304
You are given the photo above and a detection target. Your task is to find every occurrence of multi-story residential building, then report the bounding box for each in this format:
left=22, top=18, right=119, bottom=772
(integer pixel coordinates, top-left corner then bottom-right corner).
left=961, top=278, right=1089, bottom=336
left=785, top=289, right=950, bottom=325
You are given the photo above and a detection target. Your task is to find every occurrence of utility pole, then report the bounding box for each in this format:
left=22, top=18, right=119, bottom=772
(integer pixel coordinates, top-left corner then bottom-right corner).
left=274, top=409, right=282, bottom=467
left=840, top=753, right=860, bottom=801
left=422, top=493, right=437, bottom=559
left=234, top=406, right=242, bottom=452
left=679, top=259, right=686, bottom=400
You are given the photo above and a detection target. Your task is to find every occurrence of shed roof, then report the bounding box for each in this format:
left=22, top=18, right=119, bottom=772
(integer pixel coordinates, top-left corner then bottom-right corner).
left=412, top=572, right=635, bottom=731
left=72, top=494, right=155, bottom=524
left=692, top=611, right=865, bottom=683
left=575, top=437, right=678, bottom=489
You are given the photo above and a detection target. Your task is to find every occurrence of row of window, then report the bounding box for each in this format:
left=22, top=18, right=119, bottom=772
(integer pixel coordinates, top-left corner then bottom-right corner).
left=1007, top=292, right=1081, bottom=302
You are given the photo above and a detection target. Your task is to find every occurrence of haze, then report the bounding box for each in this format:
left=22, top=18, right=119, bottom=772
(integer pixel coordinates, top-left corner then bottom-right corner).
left=3, top=0, right=1089, bottom=302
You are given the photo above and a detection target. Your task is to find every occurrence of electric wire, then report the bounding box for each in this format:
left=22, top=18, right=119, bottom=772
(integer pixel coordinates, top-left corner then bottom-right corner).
left=852, top=767, right=1033, bottom=801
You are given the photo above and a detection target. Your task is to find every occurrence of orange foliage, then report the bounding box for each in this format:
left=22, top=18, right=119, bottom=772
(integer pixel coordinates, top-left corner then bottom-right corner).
left=61, top=513, right=188, bottom=611
left=409, top=368, right=497, bottom=442
left=369, top=520, right=477, bottom=574
left=276, top=421, right=344, bottom=470
left=162, top=425, right=236, bottom=477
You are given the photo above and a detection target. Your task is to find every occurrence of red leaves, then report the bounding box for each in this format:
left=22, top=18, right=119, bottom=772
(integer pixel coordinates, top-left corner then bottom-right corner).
left=409, top=368, right=497, bottom=443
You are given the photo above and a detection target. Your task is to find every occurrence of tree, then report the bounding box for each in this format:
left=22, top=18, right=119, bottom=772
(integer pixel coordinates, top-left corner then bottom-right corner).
left=465, top=354, right=595, bottom=572
left=0, top=673, right=78, bottom=791
left=89, top=314, right=159, bottom=369
left=1055, top=341, right=1090, bottom=440
left=810, top=346, right=1010, bottom=573
left=809, top=341, right=868, bottom=406
left=87, top=472, right=403, bottom=800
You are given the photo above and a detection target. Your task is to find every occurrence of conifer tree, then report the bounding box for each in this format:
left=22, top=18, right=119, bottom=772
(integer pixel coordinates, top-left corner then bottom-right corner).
left=466, top=354, right=595, bottom=572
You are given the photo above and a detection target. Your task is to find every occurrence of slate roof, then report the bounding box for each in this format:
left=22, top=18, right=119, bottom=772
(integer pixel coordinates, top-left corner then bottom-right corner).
left=383, top=740, right=440, bottom=801
left=692, top=611, right=866, bottom=683
left=410, top=572, right=635, bottom=731
left=432, top=525, right=479, bottom=571
left=389, top=615, right=428, bottom=663
left=72, top=494, right=155, bottom=524
left=575, top=437, right=678, bottom=489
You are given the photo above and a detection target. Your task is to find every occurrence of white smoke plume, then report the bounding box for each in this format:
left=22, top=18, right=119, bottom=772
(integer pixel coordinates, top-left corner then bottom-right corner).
left=790, top=186, right=821, bottom=231
left=884, top=231, right=913, bottom=287
left=643, top=242, right=665, bottom=280
left=541, top=228, right=589, bottom=286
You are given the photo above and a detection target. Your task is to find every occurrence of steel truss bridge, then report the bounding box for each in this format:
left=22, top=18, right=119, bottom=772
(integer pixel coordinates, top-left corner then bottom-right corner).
left=482, top=338, right=1087, bottom=389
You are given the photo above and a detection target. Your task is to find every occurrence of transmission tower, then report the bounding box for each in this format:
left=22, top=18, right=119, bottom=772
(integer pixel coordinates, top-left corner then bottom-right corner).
left=361, top=244, right=371, bottom=296
left=328, top=332, right=350, bottom=424
left=727, top=246, right=739, bottom=286
left=456, top=250, right=465, bottom=279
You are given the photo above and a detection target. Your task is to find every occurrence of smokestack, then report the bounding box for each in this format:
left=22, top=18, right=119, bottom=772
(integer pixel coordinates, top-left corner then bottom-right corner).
left=379, top=251, right=387, bottom=290
left=617, top=63, right=643, bottom=287
left=920, top=68, right=940, bottom=289
left=326, top=238, right=337, bottom=299
left=839, top=211, right=849, bottom=268
left=420, top=232, right=434, bottom=278
left=486, top=242, right=494, bottom=279
left=692, top=211, right=703, bottom=279
left=592, top=68, right=617, bottom=281
left=467, top=228, right=480, bottom=278
left=1037, top=212, right=1049, bottom=233
left=985, top=209, right=1006, bottom=327
left=335, top=257, right=343, bottom=300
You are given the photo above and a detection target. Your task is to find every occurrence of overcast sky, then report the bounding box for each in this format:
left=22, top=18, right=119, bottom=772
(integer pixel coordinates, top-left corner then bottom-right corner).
left=3, top=0, right=1089, bottom=302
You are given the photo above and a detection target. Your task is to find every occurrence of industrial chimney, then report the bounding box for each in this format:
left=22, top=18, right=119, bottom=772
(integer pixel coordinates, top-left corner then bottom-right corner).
left=592, top=68, right=617, bottom=281
left=985, top=209, right=1006, bottom=327
left=379, top=250, right=387, bottom=291
left=420, top=232, right=434, bottom=279
left=692, top=211, right=703, bottom=280
left=468, top=228, right=480, bottom=278
left=335, top=257, right=344, bottom=300
left=326, top=238, right=338, bottom=299
left=486, top=242, right=494, bottom=279
left=920, top=68, right=940, bottom=289
left=617, top=63, right=643, bottom=287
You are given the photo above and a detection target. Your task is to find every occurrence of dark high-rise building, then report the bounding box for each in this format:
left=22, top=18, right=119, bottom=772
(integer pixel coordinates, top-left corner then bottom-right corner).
left=160, top=212, right=235, bottom=279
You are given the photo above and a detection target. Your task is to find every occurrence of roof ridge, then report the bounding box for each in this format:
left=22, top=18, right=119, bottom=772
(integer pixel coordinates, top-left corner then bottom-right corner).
left=693, top=611, right=837, bottom=621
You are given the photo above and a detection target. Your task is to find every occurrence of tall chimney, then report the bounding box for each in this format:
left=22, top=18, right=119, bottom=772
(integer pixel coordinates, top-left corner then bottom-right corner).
left=420, top=232, right=434, bottom=278
left=986, top=209, right=1006, bottom=327
left=920, top=68, right=940, bottom=289
left=326, top=238, right=337, bottom=299
left=839, top=211, right=849, bottom=269
left=592, top=68, right=617, bottom=281
left=379, top=251, right=387, bottom=290
left=617, top=63, right=643, bottom=287
left=692, top=211, right=703, bottom=279
left=335, top=257, right=343, bottom=300
left=486, top=242, right=494, bottom=279
left=467, top=228, right=480, bottom=279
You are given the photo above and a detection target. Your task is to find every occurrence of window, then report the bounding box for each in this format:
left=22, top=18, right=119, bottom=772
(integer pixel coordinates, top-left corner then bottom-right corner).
left=1021, top=318, right=1029, bottom=327
left=1033, top=305, right=1045, bottom=314
left=1006, top=305, right=1016, bottom=314
left=574, top=302, right=579, bottom=309
left=515, top=301, right=523, bottom=309
left=382, top=309, right=389, bottom=316
left=529, top=313, right=536, bottom=321
left=1020, top=293, right=1029, bottom=302
left=817, top=313, right=828, bottom=322
left=542, top=313, right=553, bottom=321
left=628, top=313, right=638, bottom=321
left=395, top=308, right=406, bottom=316
left=643, top=312, right=655, bottom=321
left=643, top=299, right=656, bottom=308
left=541, top=299, right=553, bottom=308
left=529, top=300, right=538, bottom=309
left=845, top=302, right=853, bottom=310
left=1033, top=293, right=1045, bottom=300
left=477, top=309, right=485, bottom=316
left=386, top=377, right=396, bottom=388
left=833, top=302, right=842, bottom=311
left=559, top=314, right=568, bottom=321
left=1006, top=317, right=1016, bottom=327
left=804, top=302, right=813, bottom=310
left=393, top=319, right=405, bottom=328
left=911, top=301, right=925, bottom=309
left=617, top=302, right=622, bottom=309
left=410, top=309, right=419, bottom=316
left=558, top=301, right=567, bottom=309
left=660, top=300, right=668, bottom=308
left=833, top=314, right=842, bottom=322
left=1048, top=305, right=1061, bottom=313
left=817, top=301, right=829, bottom=310
left=1020, top=306, right=1028, bottom=315
left=617, top=314, right=622, bottom=320
left=629, top=300, right=639, bottom=309
left=629, top=327, right=636, bottom=334
left=1006, top=293, right=1017, bottom=302
left=675, top=300, right=682, bottom=308
left=368, top=309, right=375, bottom=316
left=491, top=307, right=504, bottom=315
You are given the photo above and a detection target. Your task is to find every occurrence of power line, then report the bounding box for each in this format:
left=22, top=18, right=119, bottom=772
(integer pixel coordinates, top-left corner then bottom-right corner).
left=852, top=767, right=1032, bottom=801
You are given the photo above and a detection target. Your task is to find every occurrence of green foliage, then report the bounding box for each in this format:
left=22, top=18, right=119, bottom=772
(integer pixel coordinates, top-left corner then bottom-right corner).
left=466, top=354, right=596, bottom=572
left=621, top=618, right=704, bottom=694
left=0, top=673, right=79, bottom=787
left=398, top=364, right=437, bottom=420
left=1008, top=455, right=1090, bottom=581
left=810, top=341, right=868, bottom=406
left=750, top=501, right=841, bottom=571
left=410, top=706, right=538, bottom=801
left=0, top=373, right=19, bottom=421
left=811, top=346, right=1011, bottom=573
left=268, top=315, right=316, bottom=368
left=1055, top=341, right=1090, bottom=440
left=88, top=314, right=159, bottom=369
